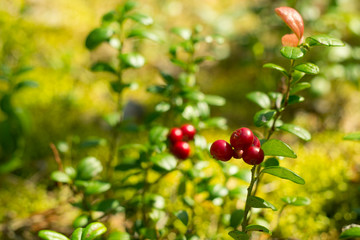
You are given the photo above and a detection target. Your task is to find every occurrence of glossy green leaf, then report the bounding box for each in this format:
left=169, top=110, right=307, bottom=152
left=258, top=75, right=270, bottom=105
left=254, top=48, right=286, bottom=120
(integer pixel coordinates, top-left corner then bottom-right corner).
left=51, top=171, right=71, bottom=183
left=245, top=224, right=271, bottom=234
left=262, top=139, right=296, bottom=158
left=281, top=196, right=311, bottom=206
left=94, top=199, right=124, bottom=213
left=294, top=63, right=319, bottom=75
left=176, top=210, right=189, bottom=226
left=263, top=63, right=288, bottom=76
left=155, top=102, right=171, bottom=112
left=151, top=153, right=177, bottom=171
left=73, top=215, right=89, bottom=228
left=291, top=70, right=306, bottom=84
left=253, top=109, right=276, bottom=127
left=81, top=222, right=107, bottom=240
left=287, top=95, right=304, bottom=105
left=290, top=82, right=311, bottom=94
left=306, top=34, right=345, bottom=47
left=120, top=53, right=145, bottom=68
left=90, top=62, right=117, bottom=74
left=38, top=230, right=69, bottom=240
left=263, top=158, right=279, bottom=167
left=248, top=196, right=277, bottom=211
left=14, top=80, right=38, bottom=91
left=70, top=228, right=83, bottom=240
left=340, top=225, right=360, bottom=239
left=85, top=27, right=114, bottom=50
left=108, top=231, right=131, bottom=240
left=149, top=126, right=168, bottom=144
left=344, top=132, right=360, bottom=141
left=127, top=29, right=160, bottom=42
left=127, top=13, right=153, bottom=25
left=204, top=95, right=226, bottom=106
left=171, top=27, right=192, bottom=40
left=75, top=180, right=111, bottom=195
left=76, top=157, right=103, bottom=180
left=261, top=166, right=305, bottom=184
left=246, top=91, right=271, bottom=109
left=279, top=124, right=311, bottom=141
left=230, top=209, right=244, bottom=228
left=280, top=46, right=304, bottom=59
left=228, top=230, right=249, bottom=240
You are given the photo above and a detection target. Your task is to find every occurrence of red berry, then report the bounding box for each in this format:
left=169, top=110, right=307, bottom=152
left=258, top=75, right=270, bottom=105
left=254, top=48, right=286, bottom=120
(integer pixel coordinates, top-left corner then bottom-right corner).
left=210, top=140, right=233, bottom=161
left=252, top=136, right=261, bottom=148
left=181, top=124, right=196, bottom=141
left=171, top=141, right=190, bottom=160
left=242, top=146, right=264, bottom=165
left=168, top=128, right=183, bottom=143
left=230, top=128, right=254, bottom=150
left=233, top=149, right=243, bottom=159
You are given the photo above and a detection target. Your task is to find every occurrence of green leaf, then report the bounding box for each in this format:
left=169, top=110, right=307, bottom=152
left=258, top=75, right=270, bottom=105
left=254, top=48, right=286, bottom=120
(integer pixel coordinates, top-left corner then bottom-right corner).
left=127, top=13, right=153, bottom=25
left=38, top=230, right=69, bottom=240
left=306, top=34, right=345, bottom=47
left=228, top=230, right=249, bottom=240
left=230, top=209, right=244, bottom=228
left=51, top=171, right=71, bottom=183
left=149, top=126, right=168, bottom=144
left=73, top=215, right=89, bottom=228
left=85, top=27, right=114, bottom=50
left=340, top=225, right=360, bottom=239
left=81, top=222, right=107, bottom=240
left=280, top=46, right=304, bottom=59
left=248, top=196, right=277, bottom=211
left=79, top=138, right=107, bottom=148
left=246, top=91, right=271, bottom=109
left=155, top=102, right=171, bottom=112
left=287, top=95, right=304, bottom=105
left=261, top=139, right=297, bottom=158
left=263, top=63, right=288, bottom=77
left=253, top=109, right=276, bottom=127
left=108, top=231, right=131, bottom=240
left=70, top=228, right=83, bottom=240
left=294, top=63, right=319, bottom=75
left=127, top=29, right=160, bottom=42
left=290, top=82, right=311, bottom=94
left=76, top=157, right=103, bottom=180
left=171, top=27, right=192, bottom=40
left=344, top=132, right=360, bottom=141
left=175, top=210, right=189, bottom=226
left=120, top=53, right=145, bottom=68
left=261, top=166, right=305, bottom=184
left=91, top=62, right=117, bottom=74
left=123, top=1, right=137, bottom=12
left=263, top=158, right=279, bottom=167
left=281, top=196, right=311, bottom=206
left=202, top=117, right=227, bottom=129
left=279, top=124, right=311, bottom=141
left=102, top=11, right=117, bottom=23
left=204, top=95, right=226, bottom=106
left=291, top=70, right=306, bottom=84
left=151, top=153, right=177, bottom=172
left=75, top=180, right=111, bottom=195
left=245, top=224, right=271, bottom=234
left=14, top=80, right=38, bottom=91
left=94, top=199, right=124, bottom=213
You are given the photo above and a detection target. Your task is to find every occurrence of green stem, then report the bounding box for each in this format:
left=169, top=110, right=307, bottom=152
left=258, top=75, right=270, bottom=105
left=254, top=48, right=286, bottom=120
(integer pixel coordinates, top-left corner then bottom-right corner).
left=106, top=21, right=125, bottom=180
left=241, top=166, right=257, bottom=232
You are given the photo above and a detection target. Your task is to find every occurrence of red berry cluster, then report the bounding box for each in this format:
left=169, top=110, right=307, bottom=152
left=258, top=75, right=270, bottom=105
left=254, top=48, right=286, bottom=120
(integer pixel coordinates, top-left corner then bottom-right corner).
left=168, top=124, right=196, bottom=160
left=210, top=127, right=264, bottom=165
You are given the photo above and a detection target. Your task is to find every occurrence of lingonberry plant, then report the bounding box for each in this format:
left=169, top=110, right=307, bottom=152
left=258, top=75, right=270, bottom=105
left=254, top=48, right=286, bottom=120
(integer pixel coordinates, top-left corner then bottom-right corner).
left=210, top=6, right=344, bottom=239
left=48, top=0, right=159, bottom=234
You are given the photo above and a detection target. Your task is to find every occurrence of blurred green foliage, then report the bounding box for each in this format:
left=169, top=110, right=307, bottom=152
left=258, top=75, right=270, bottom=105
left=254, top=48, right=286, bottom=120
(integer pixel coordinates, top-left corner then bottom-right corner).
left=1, top=0, right=360, bottom=239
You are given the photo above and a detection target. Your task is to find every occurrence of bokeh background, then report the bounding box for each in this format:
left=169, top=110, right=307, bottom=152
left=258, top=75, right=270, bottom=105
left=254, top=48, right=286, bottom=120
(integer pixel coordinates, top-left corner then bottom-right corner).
left=1, top=0, right=360, bottom=239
